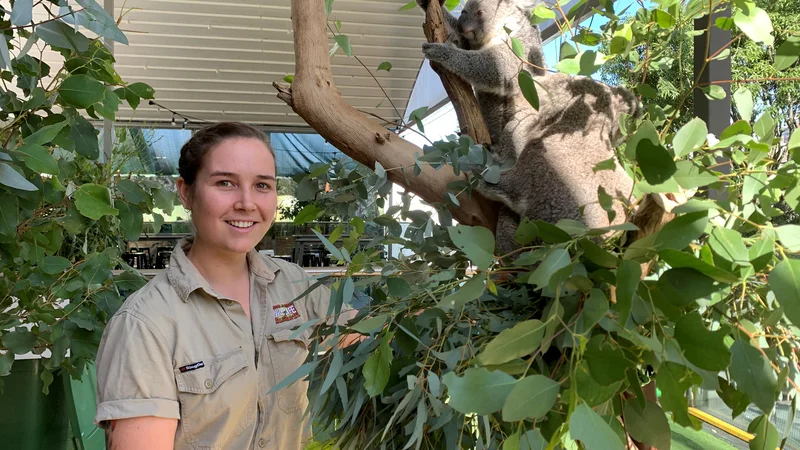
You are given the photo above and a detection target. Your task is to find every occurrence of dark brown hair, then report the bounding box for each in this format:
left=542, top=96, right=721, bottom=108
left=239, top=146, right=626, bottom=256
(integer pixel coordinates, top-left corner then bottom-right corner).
left=178, top=122, right=275, bottom=185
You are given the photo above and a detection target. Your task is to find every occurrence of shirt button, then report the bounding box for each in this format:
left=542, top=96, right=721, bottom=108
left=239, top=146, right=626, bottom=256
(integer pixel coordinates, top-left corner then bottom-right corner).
left=258, top=438, right=266, bottom=448
left=204, top=379, right=212, bottom=389
left=225, top=300, right=234, bottom=306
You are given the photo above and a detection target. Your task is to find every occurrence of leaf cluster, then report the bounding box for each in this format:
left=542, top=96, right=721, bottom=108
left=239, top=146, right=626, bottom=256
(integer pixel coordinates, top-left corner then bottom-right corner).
left=0, top=0, right=168, bottom=392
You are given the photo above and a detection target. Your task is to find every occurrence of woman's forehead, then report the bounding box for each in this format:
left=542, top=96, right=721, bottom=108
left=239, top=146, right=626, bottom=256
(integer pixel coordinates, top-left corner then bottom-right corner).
left=203, top=138, right=276, bottom=176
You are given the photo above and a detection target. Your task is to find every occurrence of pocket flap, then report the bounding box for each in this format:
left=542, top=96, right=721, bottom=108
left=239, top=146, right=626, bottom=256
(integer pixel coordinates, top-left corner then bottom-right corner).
left=268, top=329, right=310, bottom=347
left=175, top=347, right=247, bottom=394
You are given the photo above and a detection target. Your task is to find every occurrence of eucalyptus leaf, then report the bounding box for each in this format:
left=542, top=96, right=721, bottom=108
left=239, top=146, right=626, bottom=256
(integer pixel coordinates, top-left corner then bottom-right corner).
left=674, top=312, right=731, bottom=371
left=58, top=74, right=106, bottom=109
left=622, top=401, right=671, bottom=450
left=448, top=225, right=494, bottom=270
left=673, top=118, right=708, bottom=157
left=41, top=256, right=72, bottom=274
left=584, top=335, right=630, bottom=386
left=36, top=21, right=90, bottom=52
left=74, top=184, right=118, bottom=220
left=475, top=319, right=546, bottom=366
left=502, top=375, right=560, bottom=421
left=656, top=268, right=719, bottom=307
left=776, top=225, right=800, bottom=253
left=0, top=162, right=38, bottom=191
left=748, top=414, right=780, bottom=450
left=730, top=339, right=777, bottom=414
left=657, top=362, right=701, bottom=427
left=439, top=275, right=485, bottom=311
left=708, top=227, right=749, bottom=266
left=14, top=143, right=58, bottom=175
left=770, top=259, right=800, bottom=328
left=2, top=330, right=37, bottom=354
left=659, top=249, right=739, bottom=283
left=733, top=3, right=774, bottom=46
left=117, top=201, right=143, bottom=242
left=11, top=0, right=33, bottom=26
left=363, top=331, right=393, bottom=397
left=733, top=88, right=754, bottom=122
left=442, top=367, right=517, bottom=415
left=615, top=259, right=640, bottom=326
left=518, top=71, right=539, bottom=110
left=527, top=248, right=570, bottom=290
left=654, top=211, right=708, bottom=251
left=569, top=403, right=624, bottom=450
left=350, top=314, right=390, bottom=334
left=637, top=140, right=676, bottom=185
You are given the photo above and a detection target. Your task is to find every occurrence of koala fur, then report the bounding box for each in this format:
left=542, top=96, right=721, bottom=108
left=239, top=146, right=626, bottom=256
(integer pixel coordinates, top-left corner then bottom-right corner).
left=482, top=73, right=638, bottom=251
left=420, top=0, right=640, bottom=252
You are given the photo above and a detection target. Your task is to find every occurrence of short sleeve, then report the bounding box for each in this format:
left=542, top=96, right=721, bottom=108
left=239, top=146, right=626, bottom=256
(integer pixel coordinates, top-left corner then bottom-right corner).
left=95, top=311, right=179, bottom=424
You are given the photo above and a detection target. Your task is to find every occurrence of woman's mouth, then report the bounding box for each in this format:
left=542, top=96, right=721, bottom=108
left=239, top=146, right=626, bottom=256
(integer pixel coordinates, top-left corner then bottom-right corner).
left=226, top=220, right=256, bottom=229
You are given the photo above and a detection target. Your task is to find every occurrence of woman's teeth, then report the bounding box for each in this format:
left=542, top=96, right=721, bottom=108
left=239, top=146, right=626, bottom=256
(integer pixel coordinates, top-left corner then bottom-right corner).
left=228, top=221, right=254, bottom=228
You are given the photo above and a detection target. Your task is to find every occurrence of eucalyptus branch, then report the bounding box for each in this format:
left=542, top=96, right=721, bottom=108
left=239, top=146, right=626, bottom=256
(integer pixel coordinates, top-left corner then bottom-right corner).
left=0, top=8, right=86, bottom=32
left=327, top=23, right=404, bottom=124
left=552, top=0, right=579, bottom=45
left=356, top=109, right=434, bottom=145
left=703, top=77, right=800, bottom=86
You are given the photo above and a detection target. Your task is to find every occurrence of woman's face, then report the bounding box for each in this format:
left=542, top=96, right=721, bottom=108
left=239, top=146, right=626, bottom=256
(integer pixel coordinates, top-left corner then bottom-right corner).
left=177, top=137, right=277, bottom=257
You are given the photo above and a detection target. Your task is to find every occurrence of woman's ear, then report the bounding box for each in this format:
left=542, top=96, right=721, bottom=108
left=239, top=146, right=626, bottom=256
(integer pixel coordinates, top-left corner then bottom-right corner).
left=176, top=177, right=192, bottom=211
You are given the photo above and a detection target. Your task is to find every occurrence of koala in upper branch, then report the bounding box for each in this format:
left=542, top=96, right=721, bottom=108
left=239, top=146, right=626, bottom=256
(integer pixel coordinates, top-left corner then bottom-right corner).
left=418, top=0, right=546, bottom=155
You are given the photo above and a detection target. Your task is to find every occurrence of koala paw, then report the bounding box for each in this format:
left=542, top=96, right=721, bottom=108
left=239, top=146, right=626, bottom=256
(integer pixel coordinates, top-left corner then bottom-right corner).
left=422, top=42, right=452, bottom=62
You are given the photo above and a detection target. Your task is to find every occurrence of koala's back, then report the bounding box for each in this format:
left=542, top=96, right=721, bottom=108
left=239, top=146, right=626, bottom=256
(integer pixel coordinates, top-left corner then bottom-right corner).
left=482, top=73, right=637, bottom=230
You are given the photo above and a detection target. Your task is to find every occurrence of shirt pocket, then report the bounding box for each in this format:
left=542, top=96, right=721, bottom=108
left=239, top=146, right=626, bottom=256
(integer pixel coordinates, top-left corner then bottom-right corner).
left=266, top=329, right=311, bottom=414
left=174, top=347, right=254, bottom=450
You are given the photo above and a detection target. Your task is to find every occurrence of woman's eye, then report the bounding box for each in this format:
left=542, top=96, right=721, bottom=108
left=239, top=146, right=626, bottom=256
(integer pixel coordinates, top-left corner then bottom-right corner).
left=256, top=183, right=272, bottom=190
left=217, top=180, right=233, bottom=187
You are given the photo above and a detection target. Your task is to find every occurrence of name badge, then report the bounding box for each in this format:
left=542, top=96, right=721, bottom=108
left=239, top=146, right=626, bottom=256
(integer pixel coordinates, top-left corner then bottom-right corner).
left=273, top=302, right=301, bottom=324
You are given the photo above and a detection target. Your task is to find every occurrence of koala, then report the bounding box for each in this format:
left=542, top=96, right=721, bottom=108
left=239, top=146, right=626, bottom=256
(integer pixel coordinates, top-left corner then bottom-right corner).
left=483, top=74, right=639, bottom=252
left=419, top=0, right=546, bottom=155
left=419, top=0, right=640, bottom=252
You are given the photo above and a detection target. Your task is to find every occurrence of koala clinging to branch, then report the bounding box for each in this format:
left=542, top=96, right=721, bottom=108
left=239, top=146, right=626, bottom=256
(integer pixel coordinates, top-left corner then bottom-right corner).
left=482, top=74, right=638, bottom=250
left=418, top=0, right=546, bottom=153
left=419, top=0, right=640, bottom=251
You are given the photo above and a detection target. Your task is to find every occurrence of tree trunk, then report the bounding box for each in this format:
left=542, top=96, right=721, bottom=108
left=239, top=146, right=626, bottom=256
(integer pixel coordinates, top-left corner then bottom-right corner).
left=275, top=0, right=499, bottom=231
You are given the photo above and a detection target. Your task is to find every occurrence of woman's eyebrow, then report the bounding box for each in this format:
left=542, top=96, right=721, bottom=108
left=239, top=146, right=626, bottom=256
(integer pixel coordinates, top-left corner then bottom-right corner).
left=208, top=171, right=236, bottom=178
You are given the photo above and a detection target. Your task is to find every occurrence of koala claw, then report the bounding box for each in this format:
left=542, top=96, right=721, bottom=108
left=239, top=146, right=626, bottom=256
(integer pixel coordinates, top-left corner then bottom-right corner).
left=422, top=42, right=451, bottom=62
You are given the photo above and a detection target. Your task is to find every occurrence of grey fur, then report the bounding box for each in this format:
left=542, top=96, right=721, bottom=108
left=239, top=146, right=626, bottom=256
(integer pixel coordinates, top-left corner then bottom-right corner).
left=420, top=0, right=640, bottom=252
left=483, top=73, right=638, bottom=251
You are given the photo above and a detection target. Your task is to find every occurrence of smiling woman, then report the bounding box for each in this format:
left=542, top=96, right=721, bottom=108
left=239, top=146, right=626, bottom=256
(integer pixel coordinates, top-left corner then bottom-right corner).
left=94, top=122, right=355, bottom=450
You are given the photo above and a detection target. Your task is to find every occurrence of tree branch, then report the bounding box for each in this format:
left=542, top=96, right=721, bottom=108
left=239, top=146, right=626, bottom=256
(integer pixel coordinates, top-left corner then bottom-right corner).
left=277, top=0, right=499, bottom=230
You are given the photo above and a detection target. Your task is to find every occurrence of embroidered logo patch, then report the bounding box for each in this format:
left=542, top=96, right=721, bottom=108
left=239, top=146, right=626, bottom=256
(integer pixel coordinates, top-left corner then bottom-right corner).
left=179, top=361, right=205, bottom=373
left=273, top=302, right=301, bottom=324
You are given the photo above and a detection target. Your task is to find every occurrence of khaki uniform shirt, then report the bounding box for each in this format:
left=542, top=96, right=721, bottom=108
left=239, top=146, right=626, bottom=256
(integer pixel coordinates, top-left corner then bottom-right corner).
left=95, top=238, right=345, bottom=450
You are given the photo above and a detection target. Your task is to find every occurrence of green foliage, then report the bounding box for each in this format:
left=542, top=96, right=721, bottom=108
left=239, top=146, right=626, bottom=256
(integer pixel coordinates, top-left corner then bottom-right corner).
left=0, top=3, right=165, bottom=388
left=297, top=0, right=800, bottom=448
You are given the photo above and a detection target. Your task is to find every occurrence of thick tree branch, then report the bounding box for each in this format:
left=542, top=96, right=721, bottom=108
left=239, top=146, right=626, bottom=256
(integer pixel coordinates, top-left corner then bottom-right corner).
left=277, top=0, right=498, bottom=230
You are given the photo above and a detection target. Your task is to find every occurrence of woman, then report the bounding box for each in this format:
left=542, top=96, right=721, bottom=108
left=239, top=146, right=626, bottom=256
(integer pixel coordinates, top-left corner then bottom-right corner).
left=96, top=122, right=351, bottom=449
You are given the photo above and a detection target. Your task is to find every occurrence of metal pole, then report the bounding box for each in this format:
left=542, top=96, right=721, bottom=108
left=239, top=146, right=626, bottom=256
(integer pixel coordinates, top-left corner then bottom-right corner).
left=103, top=0, right=115, bottom=162
left=694, top=8, right=732, bottom=180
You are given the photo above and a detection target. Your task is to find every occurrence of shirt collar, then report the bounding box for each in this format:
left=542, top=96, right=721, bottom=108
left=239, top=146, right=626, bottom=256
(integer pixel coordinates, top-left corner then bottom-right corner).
left=167, top=236, right=280, bottom=303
